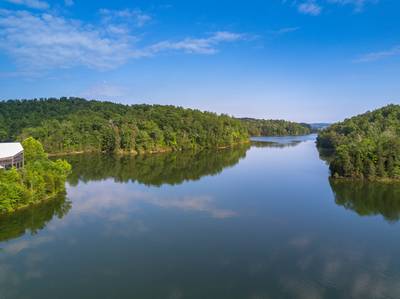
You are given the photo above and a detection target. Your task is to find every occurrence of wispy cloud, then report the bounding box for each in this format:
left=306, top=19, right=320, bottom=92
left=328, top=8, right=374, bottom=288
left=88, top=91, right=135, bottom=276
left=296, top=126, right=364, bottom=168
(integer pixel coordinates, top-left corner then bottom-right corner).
left=0, top=9, right=246, bottom=73
left=149, top=31, right=246, bottom=55
left=269, top=27, right=300, bottom=35
left=298, top=1, right=322, bottom=15
left=3, top=0, right=49, bottom=9
left=99, top=8, right=151, bottom=28
left=354, top=45, right=400, bottom=63
left=64, top=0, right=74, bottom=6
left=327, top=0, right=378, bottom=12
left=293, top=0, right=378, bottom=15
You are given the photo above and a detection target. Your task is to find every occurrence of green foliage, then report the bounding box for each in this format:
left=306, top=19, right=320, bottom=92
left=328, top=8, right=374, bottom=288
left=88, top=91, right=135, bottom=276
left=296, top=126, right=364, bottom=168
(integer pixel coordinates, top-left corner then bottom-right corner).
left=317, top=104, right=400, bottom=180
left=0, top=138, right=71, bottom=213
left=0, top=98, right=249, bottom=154
left=239, top=118, right=312, bottom=136
left=22, top=136, right=47, bottom=162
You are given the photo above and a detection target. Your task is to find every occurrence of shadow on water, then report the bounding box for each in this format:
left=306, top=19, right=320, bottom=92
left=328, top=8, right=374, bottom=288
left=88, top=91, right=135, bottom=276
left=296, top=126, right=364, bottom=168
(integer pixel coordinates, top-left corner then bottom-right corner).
left=318, top=144, right=400, bottom=223
left=64, top=144, right=250, bottom=186
left=317, top=147, right=335, bottom=164
left=250, top=134, right=317, bottom=149
left=0, top=193, right=71, bottom=243
left=330, top=179, right=400, bottom=223
left=251, top=140, right=302, bottom=148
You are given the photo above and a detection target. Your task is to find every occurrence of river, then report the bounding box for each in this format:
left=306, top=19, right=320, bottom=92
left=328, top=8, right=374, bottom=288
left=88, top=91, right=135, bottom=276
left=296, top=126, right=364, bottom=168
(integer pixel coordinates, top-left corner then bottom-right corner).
left=1, top=135, right=400, bottom=299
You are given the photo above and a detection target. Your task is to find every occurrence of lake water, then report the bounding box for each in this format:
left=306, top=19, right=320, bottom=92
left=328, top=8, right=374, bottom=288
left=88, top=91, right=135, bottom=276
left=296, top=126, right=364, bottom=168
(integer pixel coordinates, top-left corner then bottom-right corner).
left=2, top=135, right=400, bottom=299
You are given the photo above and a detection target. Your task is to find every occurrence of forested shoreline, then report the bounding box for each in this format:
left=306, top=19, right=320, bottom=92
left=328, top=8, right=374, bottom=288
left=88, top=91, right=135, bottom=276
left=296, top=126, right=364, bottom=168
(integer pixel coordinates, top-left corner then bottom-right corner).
left=0, top=98, right=313, bottom=155
left=317, top=104, right=400, bottom=181
left=0, top=98, right=249, bottom=154
left=239, top=118, right=312, bottom=136
left=0, top=138, right=71, bottom=213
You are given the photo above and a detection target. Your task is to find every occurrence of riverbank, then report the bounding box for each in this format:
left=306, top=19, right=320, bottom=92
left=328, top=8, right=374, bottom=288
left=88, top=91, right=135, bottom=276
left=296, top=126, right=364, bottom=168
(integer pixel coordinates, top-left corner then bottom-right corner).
left=330, top=176, right=400, bottom=183
left=0, top=191, right=67, bottom=216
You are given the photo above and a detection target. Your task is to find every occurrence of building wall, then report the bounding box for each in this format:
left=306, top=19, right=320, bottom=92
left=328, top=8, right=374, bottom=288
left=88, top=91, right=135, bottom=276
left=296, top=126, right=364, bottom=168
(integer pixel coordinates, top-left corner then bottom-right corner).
left=0, top=152, right=24, bottom=169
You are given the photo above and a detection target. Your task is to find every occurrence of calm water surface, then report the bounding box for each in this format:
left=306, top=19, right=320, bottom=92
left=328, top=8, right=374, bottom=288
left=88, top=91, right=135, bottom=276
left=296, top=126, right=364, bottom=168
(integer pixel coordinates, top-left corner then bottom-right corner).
left=1, top=135, right=400, bottom=299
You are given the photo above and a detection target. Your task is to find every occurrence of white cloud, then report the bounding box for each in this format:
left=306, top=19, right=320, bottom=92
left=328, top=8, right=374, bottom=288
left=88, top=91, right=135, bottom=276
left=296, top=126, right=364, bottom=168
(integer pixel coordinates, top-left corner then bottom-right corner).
left=0, top=10, right=142, bottom=70
left=99, top=8, right=151, bottom=27
left=354, top=45, right=400, bottom=62
left=0, top=9, right=246, bottom=73
left=293, top=0, right=377, bottom=15
left=149, top=31, right=246, bottom=55
left=327, top=0, right=378, bottom=12
left=3, top=0, right=49, bottom=9
left=66, top=182, right=237, bottom=220
left=270, top=27, right=300, bottom=35
left=298, top=1, right=322, bottom=15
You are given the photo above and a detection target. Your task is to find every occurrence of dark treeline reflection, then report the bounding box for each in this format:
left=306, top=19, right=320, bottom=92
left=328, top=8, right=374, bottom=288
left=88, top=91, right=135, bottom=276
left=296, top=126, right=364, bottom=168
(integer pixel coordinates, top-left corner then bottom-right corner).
left=318, top=147, right=335, bottom=164
left=251, top=140, right=302, bottom=148
left=0, top=193, right=71, bottom=242
left=330, top=179, right=400, bottom=222
left=65, top=144, right=250, bottom=187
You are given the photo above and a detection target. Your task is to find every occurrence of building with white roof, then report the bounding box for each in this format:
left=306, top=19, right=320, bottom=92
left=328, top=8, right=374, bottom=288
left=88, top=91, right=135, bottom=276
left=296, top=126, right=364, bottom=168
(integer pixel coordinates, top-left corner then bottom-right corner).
left=0, top=143, right=24, bottom=169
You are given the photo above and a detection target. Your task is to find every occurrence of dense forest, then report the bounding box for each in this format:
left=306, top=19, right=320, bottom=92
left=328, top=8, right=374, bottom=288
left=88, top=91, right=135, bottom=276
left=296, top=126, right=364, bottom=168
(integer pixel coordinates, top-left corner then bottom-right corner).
left=0, top=138, right=71, bottom=213
left=239, top=118, right=312, bottom=136
left=317, top=104, right=400, bottom=180
left=0, top=98, right=316, bottom=155
left=0, top=98, right=249, bottom=154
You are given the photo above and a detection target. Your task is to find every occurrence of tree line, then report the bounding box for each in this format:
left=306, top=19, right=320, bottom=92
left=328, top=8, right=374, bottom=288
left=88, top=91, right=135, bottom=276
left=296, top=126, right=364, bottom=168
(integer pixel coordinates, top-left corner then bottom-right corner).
left=0, top=98, right=314, bottom=155
left=317, top=104, right=400, bottom=180
left=0, top=98, right=249, bottom=154
left=239, top=118, right=312, bottom=136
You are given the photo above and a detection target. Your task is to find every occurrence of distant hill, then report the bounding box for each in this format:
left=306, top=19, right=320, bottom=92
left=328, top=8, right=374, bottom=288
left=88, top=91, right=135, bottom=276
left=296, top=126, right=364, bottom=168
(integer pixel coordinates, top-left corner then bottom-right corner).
left=317, top=104, right=400, bottom=180
left=238, top=118, right=312, bottom=136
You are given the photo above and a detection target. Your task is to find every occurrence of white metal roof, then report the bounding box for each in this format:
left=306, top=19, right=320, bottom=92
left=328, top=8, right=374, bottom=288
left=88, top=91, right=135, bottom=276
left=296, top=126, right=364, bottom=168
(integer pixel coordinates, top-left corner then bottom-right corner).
left=0, top=143, right=24, bottom=159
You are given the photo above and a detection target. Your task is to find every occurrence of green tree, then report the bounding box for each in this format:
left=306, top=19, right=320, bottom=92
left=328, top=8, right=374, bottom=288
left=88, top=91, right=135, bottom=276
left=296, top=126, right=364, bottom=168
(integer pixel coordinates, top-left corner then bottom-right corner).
left=22, top=137, right=47, bottom=163
left=317, top=104, right=400, bottom=180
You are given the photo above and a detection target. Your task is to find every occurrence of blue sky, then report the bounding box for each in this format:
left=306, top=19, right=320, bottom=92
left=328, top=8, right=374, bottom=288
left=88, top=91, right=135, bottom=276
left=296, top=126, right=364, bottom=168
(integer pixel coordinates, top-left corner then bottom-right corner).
left=0, top=0, right=399, bottom=122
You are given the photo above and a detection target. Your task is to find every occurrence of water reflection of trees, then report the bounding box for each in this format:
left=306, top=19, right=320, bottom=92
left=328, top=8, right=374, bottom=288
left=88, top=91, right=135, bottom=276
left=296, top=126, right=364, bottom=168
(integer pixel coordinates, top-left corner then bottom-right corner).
left=330, top=179, right=400, bottom=222
left=317, top=147, right=335, bottom=164
left=251, top=141, right=302, bottom=148
left=65, top=145, right=250, bottom=187
left=0, top=193, right=71, bottom=242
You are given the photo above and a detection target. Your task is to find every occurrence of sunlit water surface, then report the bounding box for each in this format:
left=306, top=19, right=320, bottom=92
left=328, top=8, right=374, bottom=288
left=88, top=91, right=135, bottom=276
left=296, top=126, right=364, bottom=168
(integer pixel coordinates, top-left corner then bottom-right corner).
left=1, top=135, right=400, bottom=299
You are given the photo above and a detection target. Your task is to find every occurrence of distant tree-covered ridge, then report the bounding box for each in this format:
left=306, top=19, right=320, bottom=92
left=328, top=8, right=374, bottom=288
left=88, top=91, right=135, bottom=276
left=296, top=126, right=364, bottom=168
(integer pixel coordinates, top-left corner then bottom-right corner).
left=0, top=138, right=71, bottom=213
left=0, top=98, right=249, bottom=154
left=239, top=118, right=312, bottom=136
left=317, top=104, right=400, bottom=180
